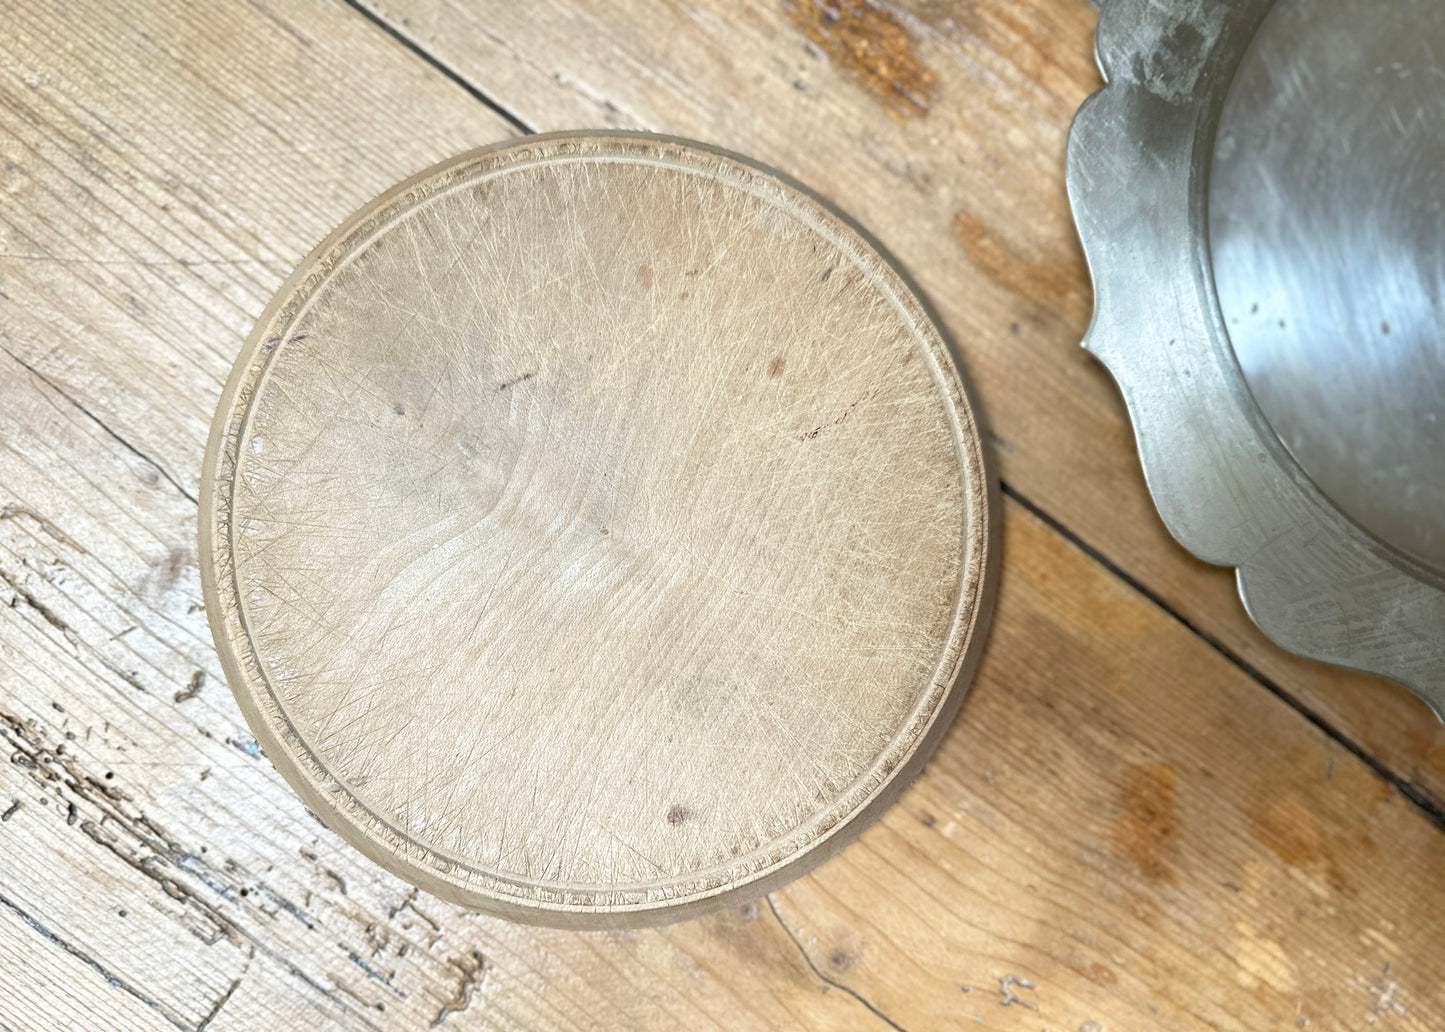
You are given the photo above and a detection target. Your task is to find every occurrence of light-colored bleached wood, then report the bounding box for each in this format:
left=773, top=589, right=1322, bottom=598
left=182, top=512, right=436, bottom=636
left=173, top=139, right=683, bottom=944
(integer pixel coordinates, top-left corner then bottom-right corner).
left=1, top=0, right=1443, bottom=1030
left=201, top=131, right=995, bottom=925
left=350, top=0, right=1445, bottom=805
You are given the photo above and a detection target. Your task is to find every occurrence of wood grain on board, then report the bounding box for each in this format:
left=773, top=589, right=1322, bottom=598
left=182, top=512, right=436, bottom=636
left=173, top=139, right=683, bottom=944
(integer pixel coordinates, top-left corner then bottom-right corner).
left=201, top=132, right=995, bottom=924
left=0, top=0, right=1441, bottom=1030
left=349, top=0, right=1445, bottom=805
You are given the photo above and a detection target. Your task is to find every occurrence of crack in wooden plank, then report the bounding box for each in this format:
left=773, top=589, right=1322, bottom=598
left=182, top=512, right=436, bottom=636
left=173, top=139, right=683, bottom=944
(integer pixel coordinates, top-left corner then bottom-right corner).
left=339, top=0, right=536, bottom=135
left=0, top=345, right=198, bottom=506
left=1002, top=480, right=1445, bottom=829
left=0, top=889, right=192, bottom=1031
left=430, top=950, right=484, bottom=1027
left=765, top=896, right=909, bottom=1032
left=0, top=566, right=75, bottom=640
left=0, top=504, right=87, bottom=554
left=195, top=963, right=246, bottom=1032
left=0, top=707, right=385, bottom=1032
left=0, top=564, right=149, bottom=694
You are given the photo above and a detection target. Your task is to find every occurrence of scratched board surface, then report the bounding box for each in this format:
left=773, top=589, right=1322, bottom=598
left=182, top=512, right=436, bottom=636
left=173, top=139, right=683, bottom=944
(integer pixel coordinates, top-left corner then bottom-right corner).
left=1, top=1, right=1442, bottom=1031
left=201, top=131, right=994, bottom=923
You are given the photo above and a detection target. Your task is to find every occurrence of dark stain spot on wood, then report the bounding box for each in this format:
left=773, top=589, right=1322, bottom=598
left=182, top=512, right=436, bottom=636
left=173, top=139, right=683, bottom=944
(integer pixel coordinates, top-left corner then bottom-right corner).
left=1248, top=791, right=1321, bottom=869
left=953, top=210, right=1080, bottom=307
left=158, top=547, right=188, bottom=591
left=768, top=356, right=786, bottom=379
left=1081, top=961, right=1118, bottom=986
left=635, top=263, right=653, bottom=289
left=393, top=402, right=405, bottom=416
left=1, top=799, right=19, bottom=821
left=827, top=946, right=856, bottom=971
left=1246, top=786, right=1370, bottom=899
left=498, top=372, right=534, bottom=391
left=432, top=950, right=485, bottom=1027
left=786, top=0, right=937, bottom=119
left=174, top=669, right=205, bottom=704
left=1110, top=762, right=1179, bottom=884
left=666, top=804, right=688, bottom=825
left=919, top=811, right=936, bottom=827
left=820, top=265, right=833, bottom=282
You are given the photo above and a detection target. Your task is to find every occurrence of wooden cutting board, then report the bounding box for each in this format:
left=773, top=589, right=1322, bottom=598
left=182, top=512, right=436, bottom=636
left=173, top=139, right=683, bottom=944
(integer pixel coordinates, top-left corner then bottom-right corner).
left=200, top=132, right=996, bottom=927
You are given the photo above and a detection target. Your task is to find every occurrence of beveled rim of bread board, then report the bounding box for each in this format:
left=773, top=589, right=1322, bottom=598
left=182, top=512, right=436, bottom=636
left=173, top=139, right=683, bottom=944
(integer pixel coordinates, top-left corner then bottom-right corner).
left=199, top=131, right=999, bottom=927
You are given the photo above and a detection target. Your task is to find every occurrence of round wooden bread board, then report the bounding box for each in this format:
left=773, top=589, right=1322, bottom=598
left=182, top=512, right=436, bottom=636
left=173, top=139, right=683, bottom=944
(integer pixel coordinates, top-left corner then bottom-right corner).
left=200, top=132, right=996, bottom=927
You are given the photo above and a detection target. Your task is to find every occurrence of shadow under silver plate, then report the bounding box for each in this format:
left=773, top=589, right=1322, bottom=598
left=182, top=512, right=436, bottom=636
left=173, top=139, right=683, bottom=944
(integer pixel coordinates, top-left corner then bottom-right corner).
left=1068, top=0, right=1445, bottom=716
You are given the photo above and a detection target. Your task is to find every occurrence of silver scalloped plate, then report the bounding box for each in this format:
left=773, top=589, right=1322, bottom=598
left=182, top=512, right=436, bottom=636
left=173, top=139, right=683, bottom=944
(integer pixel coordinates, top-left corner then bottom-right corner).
left=1067, top=0, right=1445, bottom=716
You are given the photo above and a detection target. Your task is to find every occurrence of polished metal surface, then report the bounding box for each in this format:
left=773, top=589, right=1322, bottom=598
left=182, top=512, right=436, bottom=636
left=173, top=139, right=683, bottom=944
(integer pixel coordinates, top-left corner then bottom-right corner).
left=1210, top=0, right=1445, bottom=573
left=1067, top=0, right=1445, bottom=715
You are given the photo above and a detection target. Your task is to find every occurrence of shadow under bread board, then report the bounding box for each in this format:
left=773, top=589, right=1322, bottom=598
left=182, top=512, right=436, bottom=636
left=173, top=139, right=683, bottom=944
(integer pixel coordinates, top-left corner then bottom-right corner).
left=0, top=0, right=1441, bottom=1029
left=347, top=0, right=1445, bottom=806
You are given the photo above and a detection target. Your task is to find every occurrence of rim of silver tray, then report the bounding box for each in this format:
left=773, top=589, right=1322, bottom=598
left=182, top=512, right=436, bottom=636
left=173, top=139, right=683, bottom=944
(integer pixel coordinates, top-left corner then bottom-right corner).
left=1065, top=0, right=1445, bottom=716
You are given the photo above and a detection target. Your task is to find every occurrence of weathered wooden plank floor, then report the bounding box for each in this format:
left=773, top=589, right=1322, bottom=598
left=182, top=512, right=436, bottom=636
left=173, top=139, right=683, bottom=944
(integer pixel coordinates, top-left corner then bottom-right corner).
left=0, top=1, right=1441, bottom=1029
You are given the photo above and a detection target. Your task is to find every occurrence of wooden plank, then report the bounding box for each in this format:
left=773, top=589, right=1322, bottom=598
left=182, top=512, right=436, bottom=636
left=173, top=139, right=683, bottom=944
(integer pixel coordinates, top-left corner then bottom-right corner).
left=344, top=0, right=1445, bottom=806
left=3, top=354, right=1443, bottom=1029
left=0, top=355, right=874, bottom=1028
left=0, top=898, right=172, bottom=1032
left=0, top=1, right=1441, bottom=1030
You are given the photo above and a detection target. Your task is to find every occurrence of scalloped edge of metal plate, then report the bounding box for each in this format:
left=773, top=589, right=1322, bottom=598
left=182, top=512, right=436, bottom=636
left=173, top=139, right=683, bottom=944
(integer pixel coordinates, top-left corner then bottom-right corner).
left=1066, top=0, right=1445, bottom=717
